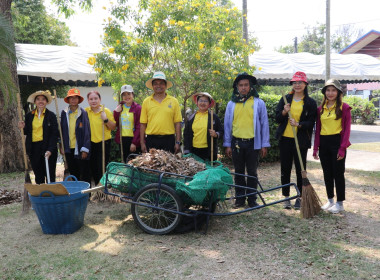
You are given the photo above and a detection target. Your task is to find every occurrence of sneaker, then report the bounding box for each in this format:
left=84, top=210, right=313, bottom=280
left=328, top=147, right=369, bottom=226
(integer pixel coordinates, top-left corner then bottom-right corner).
left=294, top=198, right=301, bottom=210
left=283, top=200, right=291, bottom=209
left=321, top=201, right=335, bottom=211
left=328, top=204, right=344, bottom=214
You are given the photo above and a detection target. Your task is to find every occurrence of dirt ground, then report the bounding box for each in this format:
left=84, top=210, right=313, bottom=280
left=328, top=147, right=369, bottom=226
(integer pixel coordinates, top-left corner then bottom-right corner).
left=1, top=162, right=379, bottom=279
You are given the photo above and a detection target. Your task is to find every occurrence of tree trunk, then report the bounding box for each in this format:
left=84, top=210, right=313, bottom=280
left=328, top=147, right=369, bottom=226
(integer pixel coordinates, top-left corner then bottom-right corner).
left=0, top=0, right=24, bottom=172
left=242, top=0, right=249, bottom=66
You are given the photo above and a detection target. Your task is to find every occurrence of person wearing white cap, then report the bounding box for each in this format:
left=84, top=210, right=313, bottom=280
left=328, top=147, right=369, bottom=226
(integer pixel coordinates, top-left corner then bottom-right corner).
left=183, top=92, right=223, bottom=161
left=18, top=90, right=58, bottom=184
left=140, top=71, right=182, bottom=153
left=114, top=85, right=142, bottom=162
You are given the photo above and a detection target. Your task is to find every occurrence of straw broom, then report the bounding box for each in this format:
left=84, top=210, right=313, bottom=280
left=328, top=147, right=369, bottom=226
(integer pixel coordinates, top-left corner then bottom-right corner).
left=282, top=94, right=321, bottom=218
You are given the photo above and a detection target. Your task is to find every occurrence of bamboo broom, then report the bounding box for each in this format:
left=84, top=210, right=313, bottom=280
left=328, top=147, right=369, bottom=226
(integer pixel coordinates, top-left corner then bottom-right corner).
left=282, top=94, right=321, bottom=218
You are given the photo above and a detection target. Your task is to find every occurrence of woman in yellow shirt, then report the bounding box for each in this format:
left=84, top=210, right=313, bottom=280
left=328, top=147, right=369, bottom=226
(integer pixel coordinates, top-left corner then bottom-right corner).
left=313, top=79, right=352, bottom=214
left=85, top=91, right=116, bottom=185
left=184, top=92, right=223, bottom=161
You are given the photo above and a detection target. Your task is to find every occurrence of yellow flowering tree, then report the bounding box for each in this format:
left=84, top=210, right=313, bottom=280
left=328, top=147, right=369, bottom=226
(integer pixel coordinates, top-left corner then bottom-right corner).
left=91, top=0, right=259, bottom=115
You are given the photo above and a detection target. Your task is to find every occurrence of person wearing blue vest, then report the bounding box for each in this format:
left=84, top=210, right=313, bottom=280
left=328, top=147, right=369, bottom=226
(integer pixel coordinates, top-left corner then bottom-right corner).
left=223, top=72, right=270, bottom=208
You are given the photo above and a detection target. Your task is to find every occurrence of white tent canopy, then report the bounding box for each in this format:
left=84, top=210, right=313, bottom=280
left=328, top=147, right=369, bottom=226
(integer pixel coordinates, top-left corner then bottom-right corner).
left=16, top=43, right=98, bottom=82
left=251, top=51, right=380, bottom=82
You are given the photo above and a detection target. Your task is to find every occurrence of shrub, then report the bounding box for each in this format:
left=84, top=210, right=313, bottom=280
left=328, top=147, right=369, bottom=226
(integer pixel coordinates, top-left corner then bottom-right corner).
left=343, top=96, right=378, bottom=124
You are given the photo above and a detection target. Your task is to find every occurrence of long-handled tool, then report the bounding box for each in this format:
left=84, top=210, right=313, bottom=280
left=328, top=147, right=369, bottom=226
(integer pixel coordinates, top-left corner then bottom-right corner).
left=17, top=93, right=32, bottom=214
left=282, top=94, right=321, bottom=218
left=45, top=156, right=51, bottom=184
left=210, top=108, right=214, bottom=166
left=119, top=102, right=124, bottom=163
left=53, top=90, right=70, bottom=180
left=102, top=105, right=106, bottom=174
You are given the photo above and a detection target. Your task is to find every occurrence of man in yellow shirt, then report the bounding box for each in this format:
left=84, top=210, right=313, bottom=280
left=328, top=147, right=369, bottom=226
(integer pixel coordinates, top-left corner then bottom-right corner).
left=224, top=73, right=270, bottom=208
left=140, top=71, right=182, bottom=154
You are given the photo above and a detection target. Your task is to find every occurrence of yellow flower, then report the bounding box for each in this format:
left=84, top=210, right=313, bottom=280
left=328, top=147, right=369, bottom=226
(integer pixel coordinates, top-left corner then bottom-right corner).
left=137, top=21, right=142, bottom=25
left=104, top=33, right=108, bottom=37
left=118, top=69, right=122, bottom=74
left=212, top=70, right=220, bottom=74
left=228, top=77, right=231, bottom=80
left=102, top=6, right=106, bottom=10
left=178, top=6, right=183, bottom=10
left=259, top=67, right=262, bottom=71
left=199, top=43, right=205, bottom=50
left=116, top=40, right=120, bottom=45
left=108, top=47, right=115, bottom=54
left=154, top=27, right=158, bottom=32
left=169, top=19, right=176, bottom=25
left=215, top=47, right=221, bottom=51
left=97, top=78, right=105, bottom=87
left=225, top=27, right=230, bottom=31
left=195, top=53, right=200, bottom=60
left=95, top=67, right=102, bottom=73
left=155, top=22, right=159, bottom=27
left=122, top=64, right=129, bottom=71
left=181, top=39, right=186, bottom=45
left=177, top=21, right=184, bottom=26
left=87, top=57, right=96, bottom=65
left=108, top=17, right=112, bottom=22
left=173, top=37, right=179, bottom=42
left=136, top=38, right=143, bottom=44
left=185, top=26, right=191, bottom=31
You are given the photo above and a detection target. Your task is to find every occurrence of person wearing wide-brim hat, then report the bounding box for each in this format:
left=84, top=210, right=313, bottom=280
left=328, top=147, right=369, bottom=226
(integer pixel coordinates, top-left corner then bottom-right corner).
left=18, top=90, right=58, bottom=184
left=223, top=72, right=270, bottom=208
left=114, top=84, right=142, bottom=162
left=313, top=78, right=351, bottom=214
left=275, top=71, right=317, bottom=210
left=60, top=88, right=91, bottom=184
left=183, top=92, right=223, bottom=161
left=140, top=71, right=182, bottom=154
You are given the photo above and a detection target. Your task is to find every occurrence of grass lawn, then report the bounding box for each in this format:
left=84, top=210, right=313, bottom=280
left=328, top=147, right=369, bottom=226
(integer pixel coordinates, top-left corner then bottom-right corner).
left=349, top=142, right=380, bottom=153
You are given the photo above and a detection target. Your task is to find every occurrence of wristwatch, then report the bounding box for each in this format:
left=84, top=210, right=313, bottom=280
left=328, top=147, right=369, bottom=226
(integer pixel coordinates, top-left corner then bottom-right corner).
left=103, top=119, right=109, bottom=123
left=175, top=141, right=182, bottom=145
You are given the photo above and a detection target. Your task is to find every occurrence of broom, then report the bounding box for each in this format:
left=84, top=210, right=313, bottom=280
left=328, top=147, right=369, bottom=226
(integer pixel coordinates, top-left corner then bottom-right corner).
left=17, top=93, right=32, bottom=214
left=210, top=108, right=214, bottom=166
left=282, top=94, right=321, bottom=218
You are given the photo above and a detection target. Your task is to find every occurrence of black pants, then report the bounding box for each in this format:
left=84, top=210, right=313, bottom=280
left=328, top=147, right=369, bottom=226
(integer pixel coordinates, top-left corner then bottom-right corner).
left=65, top=149, right=91, bottom=184
left=146, top=135, right=175, bottom=153
left=280, top=137, right=308, bottom=196
left=90, top=140, right=111, bottom=186
left=121, top=136, right=141, bottom=162
left=231, top=137, right=259, bottom=204
left=319, top=134, right=346, bottom=201
left=192, top=147, right=209, bottom=161
left=29, top=141, right=57, bottom=184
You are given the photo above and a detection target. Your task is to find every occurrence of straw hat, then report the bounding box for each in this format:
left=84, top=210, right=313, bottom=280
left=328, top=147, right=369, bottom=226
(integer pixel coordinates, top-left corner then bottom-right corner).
left=290, top=71, right=308, bottom=84
left=120, top=85, right=134, bottom=94
left=192, top=92, right=216, bottom=108
left=64, top=88, right=84, bottom=104
left=27, top=90, right=53, bottom=104
left=322, top=78, right=343, bottom=94
left=145, top=71, right=173, bottom=90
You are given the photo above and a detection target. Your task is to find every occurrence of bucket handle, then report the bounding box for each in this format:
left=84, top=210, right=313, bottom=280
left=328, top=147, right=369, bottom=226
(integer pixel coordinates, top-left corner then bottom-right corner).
left=39, top=191, right=55, bottom=198
left=64, top=175, right=78, bottom=182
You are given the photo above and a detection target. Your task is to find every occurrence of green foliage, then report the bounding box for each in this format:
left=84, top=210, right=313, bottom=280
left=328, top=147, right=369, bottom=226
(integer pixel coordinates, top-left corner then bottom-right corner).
left=344, top=96, right=378, bottom=124
left=12, top=0, right=74, bottom=46
left=260, top=93, right=281, bottom=162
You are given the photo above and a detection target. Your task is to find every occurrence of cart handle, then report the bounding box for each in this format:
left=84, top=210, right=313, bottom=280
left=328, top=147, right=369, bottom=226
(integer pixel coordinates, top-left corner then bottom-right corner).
left=81, top=185, right=105, bottom=194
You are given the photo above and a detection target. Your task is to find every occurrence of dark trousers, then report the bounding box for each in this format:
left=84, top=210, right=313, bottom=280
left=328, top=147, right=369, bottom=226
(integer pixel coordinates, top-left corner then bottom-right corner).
left=65, top=149, right=91, bottom=184
left=319, top=134, right=346, bottom=201
left=192, top=147, right=210, bottom=161
left=280, top=137, right=308, bottom=196
left=90, top=140, right=111, bottom=186
left=146, top=135, right=175, bottom=153
left=121, top=136, right=141, bottom=162
left=231, top=137, right=259, bottom=204
left=30, top=141, right=57, bottom=184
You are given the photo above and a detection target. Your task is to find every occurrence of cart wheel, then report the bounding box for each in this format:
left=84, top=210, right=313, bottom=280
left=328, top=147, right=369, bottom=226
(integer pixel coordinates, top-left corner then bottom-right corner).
left=131, top=183, right=183, bottom=235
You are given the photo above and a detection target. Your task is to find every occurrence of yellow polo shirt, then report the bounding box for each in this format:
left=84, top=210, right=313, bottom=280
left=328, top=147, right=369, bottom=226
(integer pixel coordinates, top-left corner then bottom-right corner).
left=85, top=107, right=115, bottom=143
left=121, top=106, right=134, bottom=137
left=192, top=111, right=208, bottom=148
left=320, top=103, right=342, bottom=135
left=32, top=109, right=45, bottom=142
left=283, top=98, right=303, bottom=138
left=140, top=94, right=182, bottom=135
left=69, top=109, right=78, bottom=148
left=232, top=97, right=254, bottom=139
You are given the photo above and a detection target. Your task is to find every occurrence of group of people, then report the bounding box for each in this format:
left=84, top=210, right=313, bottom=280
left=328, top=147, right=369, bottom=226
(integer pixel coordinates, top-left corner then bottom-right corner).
left=18, top=70, right=351, bottom=214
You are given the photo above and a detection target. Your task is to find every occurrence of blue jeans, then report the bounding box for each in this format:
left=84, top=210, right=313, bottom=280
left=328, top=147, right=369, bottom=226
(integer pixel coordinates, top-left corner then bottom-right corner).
left=231, top=137, right=259, bottom=204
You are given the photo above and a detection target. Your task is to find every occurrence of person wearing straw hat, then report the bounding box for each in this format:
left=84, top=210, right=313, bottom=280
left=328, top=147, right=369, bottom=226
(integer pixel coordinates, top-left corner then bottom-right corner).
left=275, top=71, right=317, bottom=210
left=140, top=71, right=182, bottom=154
left=313, top=79, right=351, bottom=214
left=18, top=90, right=58, bottom=184
left=183, top=92, right=223, bottom=161
left=224, top=72, right=270, bottom=208
left=85, top=91, right=116, bottom=185
left=60, top=88, right=91, bottom=184
left=114, top=84, right=141, bottom=162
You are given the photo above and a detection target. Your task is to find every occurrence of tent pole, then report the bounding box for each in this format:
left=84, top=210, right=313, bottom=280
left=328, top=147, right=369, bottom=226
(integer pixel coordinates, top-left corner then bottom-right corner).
left=325, top=0, right=331, bottom=81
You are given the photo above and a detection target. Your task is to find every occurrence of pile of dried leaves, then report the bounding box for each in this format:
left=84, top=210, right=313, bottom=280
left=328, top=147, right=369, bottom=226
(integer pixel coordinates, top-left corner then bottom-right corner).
left=128, top=149, right=206, bottom=176
left=0, top=189, right=22, bottom=205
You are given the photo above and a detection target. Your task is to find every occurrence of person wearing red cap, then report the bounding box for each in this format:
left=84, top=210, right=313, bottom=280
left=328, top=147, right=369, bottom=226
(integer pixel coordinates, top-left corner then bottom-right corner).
left=275, top=72, right=317, bottom=210
left=60, top=88, right=91, bottom=184
left=183, top=92, right=223, bottom=161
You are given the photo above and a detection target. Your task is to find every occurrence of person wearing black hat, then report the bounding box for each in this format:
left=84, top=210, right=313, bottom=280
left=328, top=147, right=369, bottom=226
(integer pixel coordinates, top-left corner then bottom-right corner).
left=223, top=72, right=270, bottom=208
left=313, top=79, right=351, bottom=214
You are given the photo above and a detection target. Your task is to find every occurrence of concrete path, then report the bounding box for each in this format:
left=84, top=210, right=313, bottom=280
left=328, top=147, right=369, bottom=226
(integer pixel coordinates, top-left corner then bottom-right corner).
left=307, top=124, right=380, bottom=172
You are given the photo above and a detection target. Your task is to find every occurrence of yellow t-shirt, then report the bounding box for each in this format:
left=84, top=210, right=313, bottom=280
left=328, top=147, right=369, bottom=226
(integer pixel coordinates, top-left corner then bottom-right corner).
left=283, top=98, right=304, bottom=138
left=121, top=106, right=134, bottom=137
left=69, top=109, right=78, bottom=149
left=192, top=111, right=208, bottom=148
left=85, top=107, right=115, bottom=143
left=140, top=94, right=182, bottom=135
left=232, top=97, right=254, bottom=139
left=320, top=103, right=342, bottom=135
left=32, top=109, right=45, bottom=142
